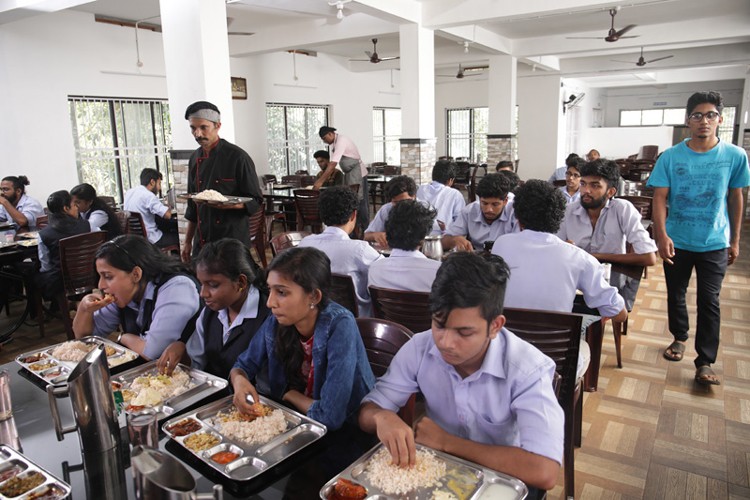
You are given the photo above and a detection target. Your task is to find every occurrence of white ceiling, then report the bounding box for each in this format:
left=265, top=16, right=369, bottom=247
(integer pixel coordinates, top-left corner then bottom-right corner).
left=44, top=0, right=750, bottom=87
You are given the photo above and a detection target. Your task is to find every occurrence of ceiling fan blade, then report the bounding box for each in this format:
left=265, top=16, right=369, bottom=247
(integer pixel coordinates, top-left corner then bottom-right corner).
left=228, top=32, right=254, bottom=36
left=618, top=35, right=640, bottom=39
left=614, top=24, right=637, bottom=37
left=566, top=36, right=605, bottom=40
left=364, top=51, right=373, bottom=58
left=377, top=56, right=399, bottom=62
left=350, top=58, right=372, bottom=62
left=646, top=55, right=674, bottom=63
left=610, top=59, right=635, bottom=64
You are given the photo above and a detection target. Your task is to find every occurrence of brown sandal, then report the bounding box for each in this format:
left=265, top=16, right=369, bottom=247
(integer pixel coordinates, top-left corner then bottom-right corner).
left=695, top=366, right=720, bottom=386
left=663, top=341, right=685, bottom=362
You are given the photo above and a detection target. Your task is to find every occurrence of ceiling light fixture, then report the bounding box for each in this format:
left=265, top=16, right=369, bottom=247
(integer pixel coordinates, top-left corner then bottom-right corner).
left=328, top=0, right=353, bottom=20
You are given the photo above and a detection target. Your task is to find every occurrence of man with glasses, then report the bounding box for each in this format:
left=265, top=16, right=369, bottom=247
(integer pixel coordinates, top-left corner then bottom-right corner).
left=559, top=157, right=583, bottom=205
left=648, top=91, right=749, bottom=386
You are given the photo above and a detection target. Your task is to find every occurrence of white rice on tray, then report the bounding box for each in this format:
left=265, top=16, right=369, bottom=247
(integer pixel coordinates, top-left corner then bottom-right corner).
left=194, top=189, right=227, bottom=202
left=215, top=409, right=287, bottom=445
left=366, top=448, right=446, bottom=496
left=127, top=368, right=194, bottom=406
left=50, top=341, right=93, bottom=362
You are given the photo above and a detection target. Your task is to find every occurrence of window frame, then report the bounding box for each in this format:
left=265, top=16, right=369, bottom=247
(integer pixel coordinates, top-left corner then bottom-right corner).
left=445, top=107, right=489, bottom=161
left=372, top=106, right=402, bottom=164
left=265, top=103, right=329, bottom=178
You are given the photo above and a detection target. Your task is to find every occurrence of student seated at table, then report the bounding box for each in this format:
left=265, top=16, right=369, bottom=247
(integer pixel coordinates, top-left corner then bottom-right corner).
left=70, top=183, right=122, bottom=237
left=497, top=169, right=521, bottom=200
left=35, top=190, right=91, bottom=300
left=359, top=252, right=563, bottom=491
left=442, top=173, right=519, bottom=252
left=496, top=160, right=514, bottom=172
left=364, top=175, right=418, bottom=247
left=157, top=238, right=270, bottom=379
left=72, top=235, right=201, bottom=360
left=123, top=168, right=177, bottom=249
left=368, top=199, right=441, bottom=293
left=299, top=186, right=382, bottom=317
left=492, top=180, right=628, bottom=377
left=230, top=247, right=375, bottom=430
left=0, top=175, right=45, bottom=229
left=416, top=160, right=465, bottom=231
left=558, top=156, right=583, bottom=205
left=557, top=159, right=657, bottom=266
left=313, top=150, right=345, bottom=187
left=548, top=153, right=580, bottom=184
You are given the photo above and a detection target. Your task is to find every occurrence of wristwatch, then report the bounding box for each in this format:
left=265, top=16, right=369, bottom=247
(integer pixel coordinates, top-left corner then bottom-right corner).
left=116, top=331, right=124, bottom=344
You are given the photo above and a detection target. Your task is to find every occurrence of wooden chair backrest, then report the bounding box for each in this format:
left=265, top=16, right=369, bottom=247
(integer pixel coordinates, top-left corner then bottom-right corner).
left=269, top=231, right=311, bottom=256
left=58, top=231, right=108, bottom=296
left=369, top=286, right=432, bottom=334
left=330, top=273, right=359, bottom=317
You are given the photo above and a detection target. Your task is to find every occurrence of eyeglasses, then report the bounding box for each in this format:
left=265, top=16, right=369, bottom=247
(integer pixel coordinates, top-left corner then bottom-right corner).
left=688, top=111, right=720, bottom=122
left=565, top=172, right=581, bottom=178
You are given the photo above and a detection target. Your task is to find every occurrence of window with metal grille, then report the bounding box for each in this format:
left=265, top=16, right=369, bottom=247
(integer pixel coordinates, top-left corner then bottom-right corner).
left=446, top=107, right=488, bottom=162
left=68, top=96, right=172, bottom=204
left=266, top=103, right=329, bottom=178
left=372, top=107, right=401, bottom=164
left=619, top=106, right=738, bottom=144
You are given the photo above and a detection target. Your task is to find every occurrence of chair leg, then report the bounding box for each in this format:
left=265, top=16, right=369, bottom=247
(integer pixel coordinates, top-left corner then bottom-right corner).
left=574, top=383, right=583, bottom=448
left=57, top=293, right=75, bottom=340
left=564, top=396, right=575, bottom=500
left=613, top=320, right=623, bottom=369
left=34, top=291, right=45, bottom=338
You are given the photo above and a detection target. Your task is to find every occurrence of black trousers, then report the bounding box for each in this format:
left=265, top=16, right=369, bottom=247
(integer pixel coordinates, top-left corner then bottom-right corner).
left=663, top=247, right=727, bottom=368
left=356, top=177, right=370, bottom=234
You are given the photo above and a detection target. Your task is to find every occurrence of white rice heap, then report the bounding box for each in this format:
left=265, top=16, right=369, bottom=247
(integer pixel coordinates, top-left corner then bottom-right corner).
left=194, top=189, right=228, bottom=201
left=129, top=368, right=193, bottom=406
left=366, top=448, right=446, bottom=496
left=215, top=409, right=287, bottom=445
left=51, top=341, right=93, bottom=362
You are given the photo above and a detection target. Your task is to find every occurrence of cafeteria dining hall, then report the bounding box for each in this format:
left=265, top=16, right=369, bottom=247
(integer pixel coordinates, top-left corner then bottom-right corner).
left=1, top=0, right=750, bottom=498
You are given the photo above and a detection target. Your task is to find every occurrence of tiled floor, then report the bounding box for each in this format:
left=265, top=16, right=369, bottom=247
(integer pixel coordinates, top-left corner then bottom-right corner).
left=2, top=219, right=749, bottom=499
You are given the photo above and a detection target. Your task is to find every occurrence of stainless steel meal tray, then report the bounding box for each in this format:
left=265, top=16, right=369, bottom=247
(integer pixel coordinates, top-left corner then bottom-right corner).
left=163, top=394, right=327, bottom=482
left=0, top=445, right=72, bottom=500
left=178, top=193, right=255, bottom=205
left=319, top=443, right=528, bottom=500
left=113, top=361, right=229, bottom=421
left=15, top=336, right=139, bottom=388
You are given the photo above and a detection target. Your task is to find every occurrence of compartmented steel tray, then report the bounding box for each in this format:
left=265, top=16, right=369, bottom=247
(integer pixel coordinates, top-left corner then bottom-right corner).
left=0, top=445, right=71, bottom=500
left=113, top=361, right=229, bottom=421
left=320, top=443, right=528, bottom=500
left=163, top=394, right=327, bottom=482
left=15, top=336, right=139, bottom=387
left=178, top=193, right=255, bottom=205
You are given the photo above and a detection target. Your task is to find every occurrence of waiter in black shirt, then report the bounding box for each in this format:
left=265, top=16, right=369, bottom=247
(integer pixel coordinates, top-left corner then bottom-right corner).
left=182, top=101, right=262, bottom=262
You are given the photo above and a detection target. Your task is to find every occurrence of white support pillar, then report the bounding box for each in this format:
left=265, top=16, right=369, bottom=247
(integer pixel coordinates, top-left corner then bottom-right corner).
left=487, top=54, right=517, bottom=165
left=398, top=23, right=436, bottom=185
left=517, top=74, right=564, bottom=180
left=159, top=0, right=235, bottom=149
left=740, top=69, right=750, bottom=154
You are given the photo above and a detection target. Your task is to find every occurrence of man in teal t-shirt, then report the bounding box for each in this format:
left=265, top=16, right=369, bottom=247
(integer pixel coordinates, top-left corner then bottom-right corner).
left=648, top=91, right=749, bottom=386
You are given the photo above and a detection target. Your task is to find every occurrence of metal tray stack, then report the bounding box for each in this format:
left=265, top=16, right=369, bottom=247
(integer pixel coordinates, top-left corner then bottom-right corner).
left=320, top=443, right=528, bottom=500
left=163, top=395, right=327, bottom=482
left=15, top=336, right=139, bottom=386
left=113, top=361, right=229, bottom=421
left=0, top=445, right=71, bottom=500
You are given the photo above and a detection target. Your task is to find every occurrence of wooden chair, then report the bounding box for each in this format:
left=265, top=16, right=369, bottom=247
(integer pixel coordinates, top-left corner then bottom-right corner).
left=99, top=196, right=117, bottom=210
left=115, top=210, right=129, bottom=235
left=330, top=273, right=359, bottom=317
left=369, top=286, right=432, bottom=334
left=453, top=162, right=473, bottom=195
left=294, top=170, right=309, bottom=176
left=269, top=231, right=311, bottom=257
left=382, top=165, right=401, bottom=176
left=248, top=204, right=268, bottom=267
left=299, top=175, right=316, bottom=187
left=636, top=145, right=659, bottom=161
left=35, top=215, right=49, bottom=229
left=125, top=211, right=148, bottom=238
left=355, top=317, right=416, bottom=425
left=281, top=175, right=303, bottom=188
left=468, top=164, right=488, bottom=202
left=57, top=231, right=108, bottom=339
left=369, top=162, right=386, bottom=175
left=503, top=307, right=583, bottom=500
left=293, top=189, right=323, bottom=234
left=619, top=195, right=653, bottom=220
left=260, top=174, right=278, bottom=185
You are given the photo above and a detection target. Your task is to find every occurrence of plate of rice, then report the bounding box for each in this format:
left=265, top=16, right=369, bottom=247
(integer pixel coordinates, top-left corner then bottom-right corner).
left=212, top=406, right=288, bottom=446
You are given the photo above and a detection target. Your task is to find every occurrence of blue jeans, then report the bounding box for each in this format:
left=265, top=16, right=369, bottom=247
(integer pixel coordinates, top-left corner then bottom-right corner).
left=663, top=248, right=727, bottom=368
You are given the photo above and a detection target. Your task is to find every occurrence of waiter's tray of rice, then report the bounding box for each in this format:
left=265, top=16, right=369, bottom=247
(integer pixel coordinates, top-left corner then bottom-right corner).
left=179, top=191, right=255, bottom=206
left=16, top=336, right=140, bottom=388
left=163, top=394, right=326, bottom=483
left=112, top=361, right=229, bottom=423
left=320, top=443, right=528, bottom=500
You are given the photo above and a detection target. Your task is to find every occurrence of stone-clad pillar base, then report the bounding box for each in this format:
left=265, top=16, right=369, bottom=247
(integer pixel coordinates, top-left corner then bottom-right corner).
left=400, top=138, right=436, bottom=186
left=169, top=150, right=192, bottom=248
left=487, top=134, right=518, bottom=167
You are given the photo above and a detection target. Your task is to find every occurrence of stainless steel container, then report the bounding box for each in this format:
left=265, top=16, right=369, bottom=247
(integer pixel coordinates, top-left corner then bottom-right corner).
left=131, top=446, right=222, bottom=500
left=422, top=234, right=443, bottom=261
left=47, top=345, right=121, bottom=453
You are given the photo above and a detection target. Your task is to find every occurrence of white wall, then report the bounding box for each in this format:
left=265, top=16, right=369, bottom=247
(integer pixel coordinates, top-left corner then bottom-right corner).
left=0, top=10, right=168, bottom=203
left=517, top=74, right=565, bottom=181
left=602, top=80, right=744, bottom=128
left=580, top=126, right=674, bottom=159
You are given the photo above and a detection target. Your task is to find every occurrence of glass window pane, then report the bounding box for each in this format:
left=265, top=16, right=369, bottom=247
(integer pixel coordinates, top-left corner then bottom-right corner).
left=718, top=106, right=736, bottom=144
left=641, top=109, right=663, bottom=126
left=663, top=108, right=685, bottom=125
left=620, top=110, right=641, bottom=126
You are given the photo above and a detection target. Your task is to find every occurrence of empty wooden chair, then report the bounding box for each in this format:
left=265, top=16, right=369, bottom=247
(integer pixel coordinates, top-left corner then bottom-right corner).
left=125, top=211, right=148, bottom=239
left=382, top=165, right=401, bottom=176
left=281, top=175, right=303, bottom=188
left=330, top=273, right=359, bottom=317
left=503, top=307, right=583, bottom=500
left=248, top=204, right=268, bottom=267
left=269, top=231, right=311, bottom=257
left=57, top=231, right=108, bottom=339
left=355, top=317, right=416, bottom=424
left=293, top=189, right=323, bottom=234
left=368, top=286, right=432, bottom=334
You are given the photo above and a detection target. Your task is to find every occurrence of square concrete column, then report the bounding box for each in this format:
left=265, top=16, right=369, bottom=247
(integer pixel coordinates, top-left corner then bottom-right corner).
left=487, top=55, right=518, bottom=166
left=398, top=24, right=437, bottom=184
